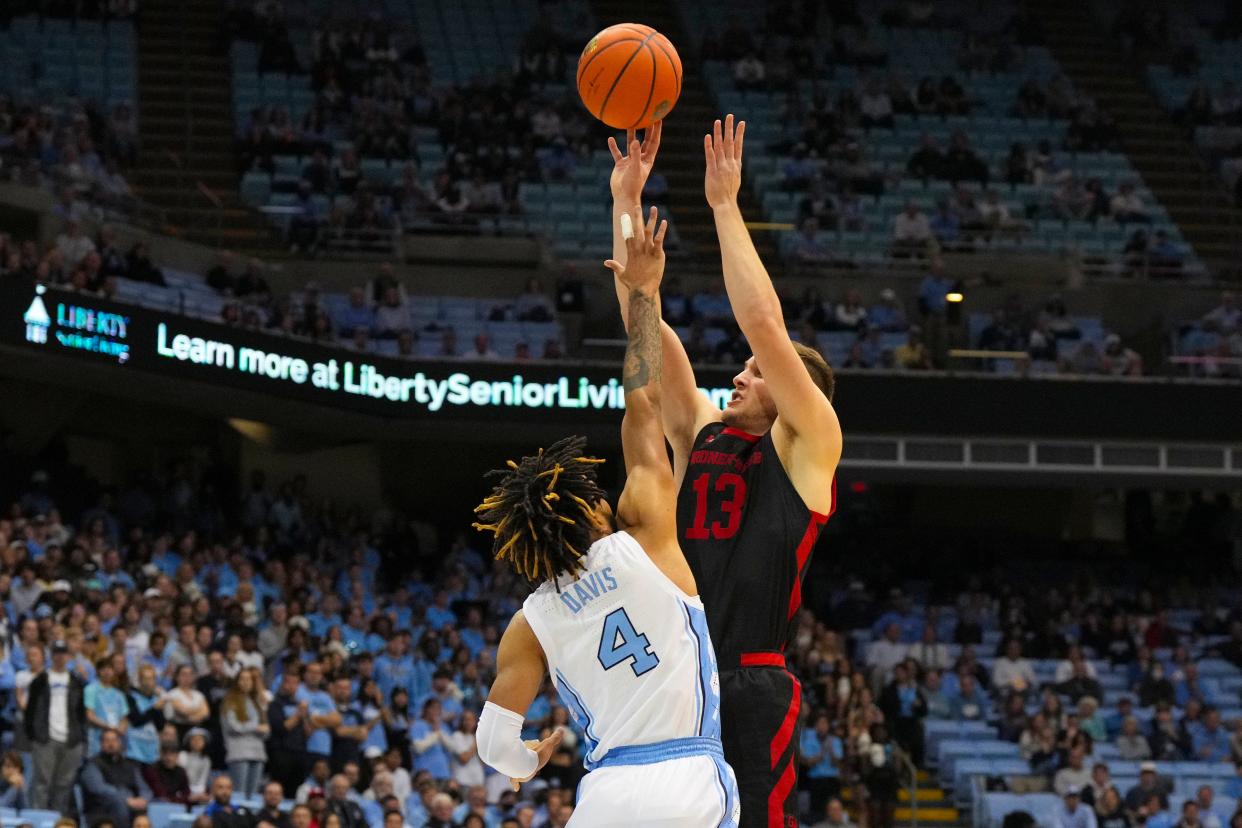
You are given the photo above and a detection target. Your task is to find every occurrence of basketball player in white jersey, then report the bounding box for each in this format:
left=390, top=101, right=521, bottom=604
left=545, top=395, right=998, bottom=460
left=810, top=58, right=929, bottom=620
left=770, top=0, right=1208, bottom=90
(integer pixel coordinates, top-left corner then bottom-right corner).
left=472, top=208, right=740, bottom=826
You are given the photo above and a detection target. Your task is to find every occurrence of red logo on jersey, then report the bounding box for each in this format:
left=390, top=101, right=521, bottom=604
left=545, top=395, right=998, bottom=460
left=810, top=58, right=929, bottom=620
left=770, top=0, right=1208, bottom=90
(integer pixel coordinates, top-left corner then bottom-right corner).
left=690, top=449, right=763, bottom=473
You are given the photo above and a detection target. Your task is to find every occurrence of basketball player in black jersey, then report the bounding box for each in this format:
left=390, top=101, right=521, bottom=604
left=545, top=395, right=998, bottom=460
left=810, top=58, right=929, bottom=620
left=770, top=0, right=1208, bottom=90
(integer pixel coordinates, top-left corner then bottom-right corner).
left=609, top=116, right=842, bottom=827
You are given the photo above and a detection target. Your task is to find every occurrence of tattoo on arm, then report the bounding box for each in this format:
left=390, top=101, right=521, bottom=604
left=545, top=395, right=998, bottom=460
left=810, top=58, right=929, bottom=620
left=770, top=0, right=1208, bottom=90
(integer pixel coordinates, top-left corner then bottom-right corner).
left=623, top=290, right=661, bottom=394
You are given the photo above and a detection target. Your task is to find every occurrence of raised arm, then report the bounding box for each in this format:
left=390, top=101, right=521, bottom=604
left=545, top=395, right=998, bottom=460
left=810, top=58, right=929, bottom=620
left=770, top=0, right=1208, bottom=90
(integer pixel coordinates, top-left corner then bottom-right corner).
left=609, top=128, right=720, bottom=465
left=605, top=207, right=674, bottom=533
left=606, top=210, right=697, bottom=596
left=704, top=115, right=842, bottom=461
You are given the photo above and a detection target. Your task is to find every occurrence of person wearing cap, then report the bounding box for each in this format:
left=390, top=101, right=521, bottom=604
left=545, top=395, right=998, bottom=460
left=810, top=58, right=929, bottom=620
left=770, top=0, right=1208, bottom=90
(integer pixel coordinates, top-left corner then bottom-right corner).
left=179, top=728, right=212, bottom=801
left=26, top=638, right=86, bottom=812
left=1056, top=786, right=1098, bottom=828
left=79, top=727, right=151, bottom=828
left=867, top=288, right=908, bottom=332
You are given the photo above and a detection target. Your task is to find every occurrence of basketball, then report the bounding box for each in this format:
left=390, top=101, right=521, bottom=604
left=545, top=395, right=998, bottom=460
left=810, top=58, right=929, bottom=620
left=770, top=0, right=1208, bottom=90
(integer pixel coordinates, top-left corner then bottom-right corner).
left=576, top=23, right=682, bottom=130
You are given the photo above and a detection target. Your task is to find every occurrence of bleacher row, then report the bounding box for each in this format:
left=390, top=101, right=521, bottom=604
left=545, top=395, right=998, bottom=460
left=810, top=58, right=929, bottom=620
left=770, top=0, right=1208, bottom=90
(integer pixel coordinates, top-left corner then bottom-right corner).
left=843, top=599, right=1242, bottom=827
left=112, top=272, right=565, bottom=360
left=675, top=0, right=1204, bottom=274
left=231, top=0, right=684, bottom=262
left=0, top=16, right=136, bottom=109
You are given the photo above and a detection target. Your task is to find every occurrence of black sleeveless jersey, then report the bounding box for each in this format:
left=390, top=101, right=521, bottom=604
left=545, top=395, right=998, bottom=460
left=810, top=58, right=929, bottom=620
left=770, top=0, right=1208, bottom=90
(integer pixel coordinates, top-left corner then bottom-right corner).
left=675, top=422, right=835, bottom=665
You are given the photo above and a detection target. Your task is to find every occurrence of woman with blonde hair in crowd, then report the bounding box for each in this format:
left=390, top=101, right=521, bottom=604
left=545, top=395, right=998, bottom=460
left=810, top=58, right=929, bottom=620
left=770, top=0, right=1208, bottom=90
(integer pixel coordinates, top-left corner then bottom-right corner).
left=222, top=667, right=269, bottom=798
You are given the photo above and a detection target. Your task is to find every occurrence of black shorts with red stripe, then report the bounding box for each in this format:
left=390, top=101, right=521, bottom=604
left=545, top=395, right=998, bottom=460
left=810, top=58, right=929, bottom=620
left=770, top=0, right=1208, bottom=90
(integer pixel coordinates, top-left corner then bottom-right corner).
left=720, top=654, right=802, bottom=828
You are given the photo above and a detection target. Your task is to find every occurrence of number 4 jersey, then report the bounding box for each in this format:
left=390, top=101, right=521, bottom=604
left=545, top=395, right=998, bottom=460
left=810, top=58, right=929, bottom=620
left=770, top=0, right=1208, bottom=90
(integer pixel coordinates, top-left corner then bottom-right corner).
left=522, top=530, right=722, bottom=768
left=676, top=423, right=836, bottom=666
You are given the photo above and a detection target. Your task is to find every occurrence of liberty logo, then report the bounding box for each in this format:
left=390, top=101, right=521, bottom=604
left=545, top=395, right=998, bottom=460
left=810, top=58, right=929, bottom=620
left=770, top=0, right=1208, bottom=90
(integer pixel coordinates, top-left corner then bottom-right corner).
left=23, top=285, right=50, bottom=344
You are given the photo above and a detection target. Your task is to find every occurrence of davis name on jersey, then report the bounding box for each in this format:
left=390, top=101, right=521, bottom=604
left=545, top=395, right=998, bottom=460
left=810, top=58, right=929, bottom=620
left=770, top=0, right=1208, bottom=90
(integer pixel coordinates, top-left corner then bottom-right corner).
left=522, top=531, right=721, bottom=770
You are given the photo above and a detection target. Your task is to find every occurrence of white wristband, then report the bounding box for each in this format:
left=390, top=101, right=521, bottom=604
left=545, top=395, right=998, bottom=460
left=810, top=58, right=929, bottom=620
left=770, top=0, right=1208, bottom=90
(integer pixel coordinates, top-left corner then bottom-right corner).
left=477, top=701, right=539, bottom=779
left=619, top=212, right=634, bottom=240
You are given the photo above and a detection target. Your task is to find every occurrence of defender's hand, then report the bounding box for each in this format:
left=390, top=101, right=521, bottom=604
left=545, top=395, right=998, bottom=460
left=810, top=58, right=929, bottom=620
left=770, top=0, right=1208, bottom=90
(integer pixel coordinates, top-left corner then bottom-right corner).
left=510, top=729, right=565, bottom=791
left=604, top=206, right=668, bottom=294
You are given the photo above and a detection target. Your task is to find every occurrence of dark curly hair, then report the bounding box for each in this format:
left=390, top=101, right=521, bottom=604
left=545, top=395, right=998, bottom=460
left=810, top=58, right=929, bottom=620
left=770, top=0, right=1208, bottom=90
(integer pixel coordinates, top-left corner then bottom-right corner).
left=472, top=436, right=606, bottom=586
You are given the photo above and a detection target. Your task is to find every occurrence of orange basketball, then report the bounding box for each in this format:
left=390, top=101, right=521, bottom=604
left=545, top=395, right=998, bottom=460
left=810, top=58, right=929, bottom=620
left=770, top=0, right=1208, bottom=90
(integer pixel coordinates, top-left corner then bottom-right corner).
left=576, top=23, right=682, bottom=130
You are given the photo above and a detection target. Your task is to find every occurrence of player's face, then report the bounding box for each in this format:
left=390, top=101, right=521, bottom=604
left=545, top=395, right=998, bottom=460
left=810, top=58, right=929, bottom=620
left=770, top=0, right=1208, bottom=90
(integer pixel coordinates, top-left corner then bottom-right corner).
left=723, top=356, right=777, bottom=432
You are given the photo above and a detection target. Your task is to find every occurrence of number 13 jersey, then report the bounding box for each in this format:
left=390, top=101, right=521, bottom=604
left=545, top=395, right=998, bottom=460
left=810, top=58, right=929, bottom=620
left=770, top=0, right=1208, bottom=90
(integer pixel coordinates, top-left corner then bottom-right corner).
left=675, top=423, right=836, bottom=666
left=522, top=531, right=723, bottom=768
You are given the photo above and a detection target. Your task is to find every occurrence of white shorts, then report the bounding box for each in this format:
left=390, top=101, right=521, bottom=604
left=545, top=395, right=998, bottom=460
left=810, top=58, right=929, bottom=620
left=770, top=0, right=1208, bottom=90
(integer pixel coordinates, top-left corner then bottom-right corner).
left=569, top=754, right=740, bottom=827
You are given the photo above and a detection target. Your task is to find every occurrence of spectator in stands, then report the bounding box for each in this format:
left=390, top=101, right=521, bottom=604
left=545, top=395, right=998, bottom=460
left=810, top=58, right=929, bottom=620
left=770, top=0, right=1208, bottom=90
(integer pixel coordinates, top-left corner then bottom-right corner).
left=373, top=287, right=410, bottom=339
left=206, top=251, right=237, bottom=295
left=906, top=134, right=944, bottom=180
left=894, top=326, right=932, bottom=371
left=993, top=640, right=1038, bottom=696
left=1055, top=175, right=1094, bottom=221
left=235, top=259, right=270, bottom=301
left=143, top=741, right=193, bottom=804
left=1176, top=801, right=1204, bottom=828
left=1110, top=182, right=1150, bottom=224
left=206, top=774, right=253, bottom=828
left=811, top=797, right=852, bottom=828
left=922, top=670, right=951, bottom=720
left=1125, top=763, right=1174, bottom=811
left=326, top=774, right=367, bottom=828
left=866, top=624, right=908, bottom=690
left=514, top=277, right=555, bottom=322
left=867, top=289, right=907, bottom=333
left=892, top=202, right=932, bottom=257
left=464, top=333, right=498, bottom=361
left=799, top=180, right=838, bottom=229
left=256, top=782, right=290, bottom=828
left=1192, top=708, right=1231, bottom=762
left=1194, top=787, right=1225, bottom=828
left=1056, top=785, right=1097, bottom=828
left=834, top=289, right=868, bottom=330
left=1122, top=229, right=1152, bottom=278
left=782, top=145, right=818, bottom=191
left=1201, top=292, right=1240, bottom=335
left=942, top=131, right=989, bottom=185
left=794, top=218, right=831, bottom=265
left=949, top=673, right=989, bottom=721
left=79, top=727, right=151, bottom=828
left=801, top=711, right=843, bottom=818
left=1056, top=743, right=1094, bottom=796
left=859, top=77, right=895, bottom=128
left=1101, top=335, right=1143, bottom=376
left=335, top=288, right=376, bottom=338
left=0, top=751, right=25, bottom=811
left=289, top=182, right=324, bottom=255
left=880, top=661, right=926, bottom=765
left=929, top=200, right=962, bottom=250
left=1148, top=231, right=1184, bottom=276
left=1117, top=717, right=1152, bottom=760
left=85, top=657, right=129, bottom=757
left=734, top=52, right=766, bottom=90
left=223, top=669, right=269, bottom=799
left=906, top=625, right=951, bottom=674
left=1094, top=787, right=1128, bottom=828
left=55, top=219, right=94, bottom=268
left=27, top=638, right=86, bottom=813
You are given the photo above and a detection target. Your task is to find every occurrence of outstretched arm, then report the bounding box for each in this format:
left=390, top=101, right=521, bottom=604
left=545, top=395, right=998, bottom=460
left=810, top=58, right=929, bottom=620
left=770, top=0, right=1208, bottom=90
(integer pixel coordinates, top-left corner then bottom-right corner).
left=704, top=115, right=842, bottom=459
left=605, top=206, right=674, bottom=536
left=609, top=127, right=719, bottom=464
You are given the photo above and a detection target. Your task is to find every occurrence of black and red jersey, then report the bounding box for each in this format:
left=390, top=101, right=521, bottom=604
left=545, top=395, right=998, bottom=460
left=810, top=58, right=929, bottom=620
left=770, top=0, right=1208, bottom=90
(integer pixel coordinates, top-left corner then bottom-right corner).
left=675, top=422, right=835, bottom=667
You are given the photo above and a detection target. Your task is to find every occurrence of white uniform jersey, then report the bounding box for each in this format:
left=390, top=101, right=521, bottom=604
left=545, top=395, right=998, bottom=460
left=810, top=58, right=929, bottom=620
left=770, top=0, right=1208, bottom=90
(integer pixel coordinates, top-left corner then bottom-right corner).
left=522, top=530, right=721, bottom=768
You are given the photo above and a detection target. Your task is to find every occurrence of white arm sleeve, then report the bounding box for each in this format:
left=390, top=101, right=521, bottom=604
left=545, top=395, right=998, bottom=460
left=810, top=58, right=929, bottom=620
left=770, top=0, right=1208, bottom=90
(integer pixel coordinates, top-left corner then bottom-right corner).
left=477, top=701, right=539, bottom=779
